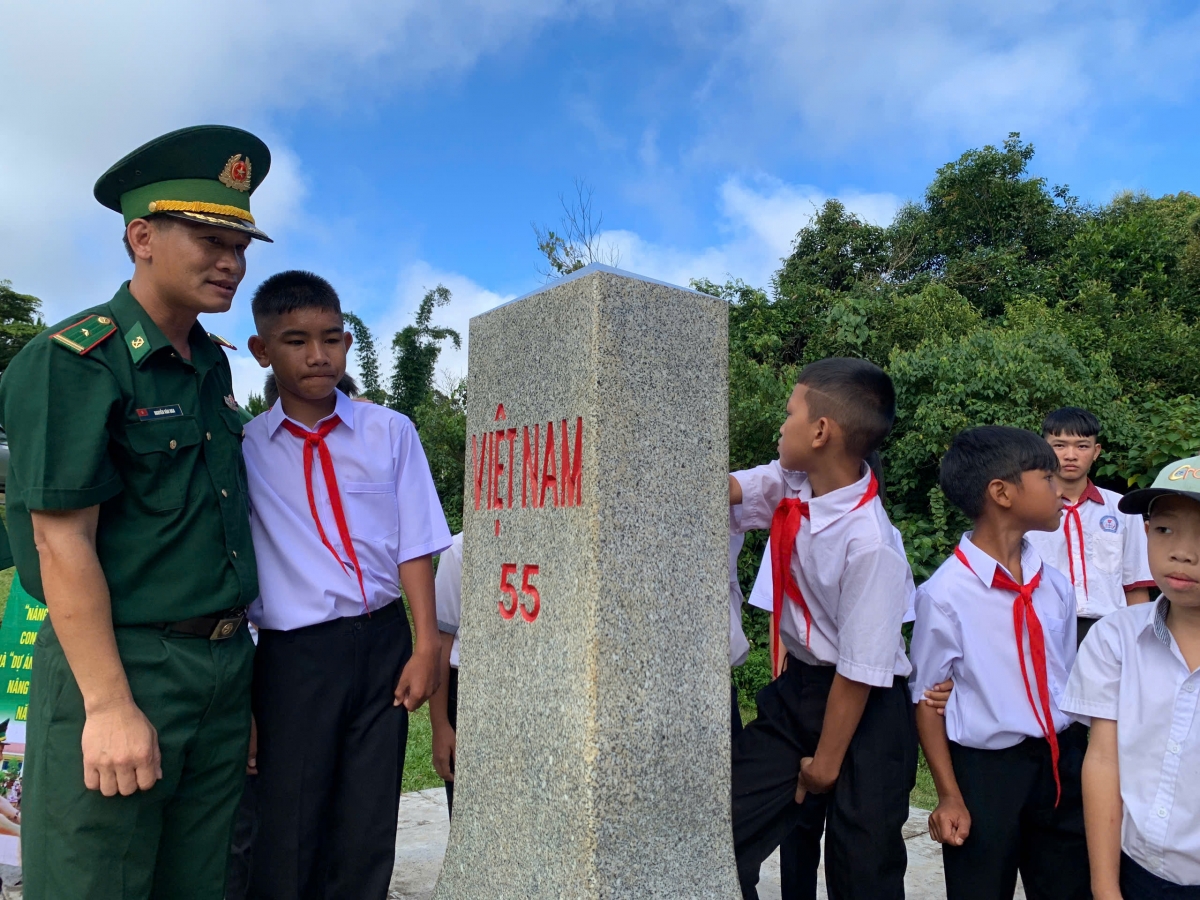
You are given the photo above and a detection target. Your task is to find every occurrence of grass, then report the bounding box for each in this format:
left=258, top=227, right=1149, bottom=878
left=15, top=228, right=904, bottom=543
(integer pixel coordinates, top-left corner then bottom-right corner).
left=401, top=703, right=442, bottom=793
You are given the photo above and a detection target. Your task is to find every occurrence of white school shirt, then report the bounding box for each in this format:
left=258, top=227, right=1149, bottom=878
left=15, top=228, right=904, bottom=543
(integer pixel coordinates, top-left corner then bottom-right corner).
left=908, top=533, right=1078, bottom=748
left=1061, top=599, right=1200, bottom=886
left=1025, top=481, right=1153, bottom=620
left=728, top=531, right=751, bottom=668
left=244, top=389, right=452, bottom=631
left=435, top=532, right=464, bottom=668
left=731, top=461, right=913, bottom=686
left=748, top=536, right=917, bottom=624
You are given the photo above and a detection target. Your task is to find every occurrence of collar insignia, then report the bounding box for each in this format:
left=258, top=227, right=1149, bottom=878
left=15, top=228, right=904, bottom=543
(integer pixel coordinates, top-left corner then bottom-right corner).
left=218, top=154, right=252, bottom=192
left=125, top=321, right=151, bottom=363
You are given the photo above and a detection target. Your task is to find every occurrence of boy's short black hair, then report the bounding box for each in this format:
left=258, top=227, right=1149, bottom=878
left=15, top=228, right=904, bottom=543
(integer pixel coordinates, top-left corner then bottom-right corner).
left=940, top=425, right=1060, bottom=519
left=251, top=270, right=342, bottom=328
left=263, top=371, right=358, bottom=406
left=1042, top=406, right=1101, bottom=439
left=797, top=358, right=896, bottom=458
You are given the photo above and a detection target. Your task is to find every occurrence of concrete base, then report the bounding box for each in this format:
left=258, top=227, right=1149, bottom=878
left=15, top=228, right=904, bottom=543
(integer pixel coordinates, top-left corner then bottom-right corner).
left=390, top=791, right=1026, bottom=900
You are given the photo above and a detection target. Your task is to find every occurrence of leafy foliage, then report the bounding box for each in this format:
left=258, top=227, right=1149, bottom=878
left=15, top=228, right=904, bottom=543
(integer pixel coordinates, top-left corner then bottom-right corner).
left=244, top=392, right=268, bottom=418
left=389, top=285, right=461, bottom=418
left=0, top=280, right=44, bottom=373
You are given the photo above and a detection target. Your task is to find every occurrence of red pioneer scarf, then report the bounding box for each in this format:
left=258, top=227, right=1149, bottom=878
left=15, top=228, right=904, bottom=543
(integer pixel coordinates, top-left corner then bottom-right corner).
left=768, top=471, right=878, bottom=680
left=955, top=547, right=1061, bottom=804
left=281, top=416, right=370, bottom=615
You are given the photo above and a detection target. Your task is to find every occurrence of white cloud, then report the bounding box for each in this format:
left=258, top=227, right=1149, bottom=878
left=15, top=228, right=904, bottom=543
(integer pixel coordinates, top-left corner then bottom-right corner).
left=0, top=0, right=595, bottom=319
left=603, top=175, right=899, bottom=290
left=693, top=0, right=1200, bottom=158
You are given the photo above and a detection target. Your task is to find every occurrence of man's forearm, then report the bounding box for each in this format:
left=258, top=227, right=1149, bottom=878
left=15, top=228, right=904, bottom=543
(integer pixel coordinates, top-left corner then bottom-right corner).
left=33, top=508, right=131, bottom=712
left=812, top=673, right=871, bottom=772
left=916, top=701, right=962, bottom=802
left=399, top=555, right=439, bottom=654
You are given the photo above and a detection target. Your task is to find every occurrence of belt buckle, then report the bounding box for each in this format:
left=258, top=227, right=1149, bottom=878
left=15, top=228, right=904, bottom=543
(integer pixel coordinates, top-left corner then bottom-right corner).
left=209, top=612, right=245, bottom=641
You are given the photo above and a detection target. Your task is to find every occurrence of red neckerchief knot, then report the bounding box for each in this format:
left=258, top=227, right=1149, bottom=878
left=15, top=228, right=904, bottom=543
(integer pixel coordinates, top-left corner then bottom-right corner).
left=1062, top=494, right=1089, bottom=601
left=955, top=547, right=1061, bottom=805
left=767, top=471, right=878, bottom=680
left=281, top=415, right=370, bottom=616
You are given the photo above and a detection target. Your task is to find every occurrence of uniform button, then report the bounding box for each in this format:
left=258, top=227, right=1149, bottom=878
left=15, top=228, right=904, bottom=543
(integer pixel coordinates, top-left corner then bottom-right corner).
left=1158, top=807, right=1168, bottom=818
left=221, top=489, right=228, bottom=498
left=206, top=432, right=212, bottom=441
left=1169, top=741, right=1181, bottom=754
left=169, top=439, right=177, bottom=450
left=231, top=550, right=238, bottom=559
left=1186, top=683, right=1197, bottom=693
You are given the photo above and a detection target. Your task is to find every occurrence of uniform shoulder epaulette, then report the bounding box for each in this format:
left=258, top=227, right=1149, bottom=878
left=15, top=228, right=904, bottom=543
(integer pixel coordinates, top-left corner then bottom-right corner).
left=208, top=332, right=238, bottom=351
left=49, top=314, right=118, bottom=355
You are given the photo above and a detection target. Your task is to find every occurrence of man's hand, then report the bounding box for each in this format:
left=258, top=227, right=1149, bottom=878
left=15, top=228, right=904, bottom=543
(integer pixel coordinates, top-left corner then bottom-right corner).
left=923, top=679, right=954, bottom=717
left=794, top=755, right=839, bottom=804
left=246, top=714, right=258, bottom=775
left=928, top=796, right=971, bottom=846
left=394, top=646, right=441, bottom=711
left=432, top=720, right=457, bottom=782
left=81, top=699, right=162, bottom=796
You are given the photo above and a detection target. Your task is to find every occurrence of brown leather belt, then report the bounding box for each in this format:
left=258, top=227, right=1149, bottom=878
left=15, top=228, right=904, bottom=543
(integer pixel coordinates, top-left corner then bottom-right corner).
left=154, top=608, right=247, bottom=640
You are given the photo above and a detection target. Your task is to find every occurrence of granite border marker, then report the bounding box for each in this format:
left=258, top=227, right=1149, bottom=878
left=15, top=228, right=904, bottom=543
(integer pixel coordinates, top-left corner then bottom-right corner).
left=433, top=265, right=739, bottom=898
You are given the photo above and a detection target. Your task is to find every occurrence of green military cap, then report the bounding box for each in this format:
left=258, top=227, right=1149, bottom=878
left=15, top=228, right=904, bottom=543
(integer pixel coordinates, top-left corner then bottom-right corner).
left=94, top=125, right=272, bottom=242
left=1119, top=455, right=1200, bottom=515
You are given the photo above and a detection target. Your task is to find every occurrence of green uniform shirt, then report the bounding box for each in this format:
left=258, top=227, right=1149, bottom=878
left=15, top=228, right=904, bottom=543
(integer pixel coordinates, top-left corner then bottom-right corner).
left=0, top=283, right=256, bottom=624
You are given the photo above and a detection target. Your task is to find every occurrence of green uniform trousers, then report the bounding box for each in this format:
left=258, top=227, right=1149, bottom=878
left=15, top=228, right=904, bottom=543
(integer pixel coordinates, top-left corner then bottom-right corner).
left=22, top=620, right=254, bottom=900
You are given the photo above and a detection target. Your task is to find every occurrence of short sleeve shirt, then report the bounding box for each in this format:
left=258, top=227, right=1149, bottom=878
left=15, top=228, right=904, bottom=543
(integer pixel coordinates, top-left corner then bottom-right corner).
left=0, top=284, right=256, bottom=623
left=436, top=533, right=464, bottom=667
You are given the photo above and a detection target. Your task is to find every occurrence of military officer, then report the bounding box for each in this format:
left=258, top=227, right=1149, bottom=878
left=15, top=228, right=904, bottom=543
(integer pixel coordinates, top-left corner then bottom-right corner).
left=0, top=125, right=272, bottom=900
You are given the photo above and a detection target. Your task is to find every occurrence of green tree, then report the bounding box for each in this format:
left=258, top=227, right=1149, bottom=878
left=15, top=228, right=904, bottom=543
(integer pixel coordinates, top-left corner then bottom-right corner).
left=388, top=285, right=461, bottom=418
left=0, top=280, right=44, bottom=372
left=244, top=392, right=269, bottom=417
left=533, top=179, right=620, bottom=279
left=344, top=311, right=387, bottom=404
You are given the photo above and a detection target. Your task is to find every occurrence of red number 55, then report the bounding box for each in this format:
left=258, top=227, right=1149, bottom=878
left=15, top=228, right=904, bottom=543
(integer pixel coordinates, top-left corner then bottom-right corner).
left=498, top=564, right=541, bottom=622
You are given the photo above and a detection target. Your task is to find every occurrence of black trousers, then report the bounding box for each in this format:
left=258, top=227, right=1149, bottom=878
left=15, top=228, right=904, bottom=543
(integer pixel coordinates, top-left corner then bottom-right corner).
left=731, top=657, right=917, bottom=900
left=443, top=666, right=459, bottom=816
left=248, top=602, right=412, bottom=900
left=1122, top=853, right=1200, bottom=899
left=1078, top=615, right=1100, bottom=648
left=943, top=726, right=1090, bottom=900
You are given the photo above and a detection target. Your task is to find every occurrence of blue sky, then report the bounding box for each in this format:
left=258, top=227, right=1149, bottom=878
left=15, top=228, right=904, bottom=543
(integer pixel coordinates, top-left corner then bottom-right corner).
left=4, top=0, right=1200, bottom=401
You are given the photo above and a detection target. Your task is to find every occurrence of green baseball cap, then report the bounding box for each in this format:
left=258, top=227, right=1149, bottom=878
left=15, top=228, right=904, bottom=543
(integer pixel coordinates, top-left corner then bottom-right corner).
left=1119, top=455, right=1200, bottom=515
left=94, top=125, right=272, bottom=242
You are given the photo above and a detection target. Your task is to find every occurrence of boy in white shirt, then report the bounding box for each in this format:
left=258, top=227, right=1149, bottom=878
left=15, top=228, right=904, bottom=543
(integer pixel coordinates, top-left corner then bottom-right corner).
left=910, top=426, right=1089, bottom=900
left=1026, top=407, right=1153, bottom=645
left=241, top=271, right=451, bottom=900
left=728, top=358, right=916, bottom=900
left=1062, top=457, right=1200, bottom=899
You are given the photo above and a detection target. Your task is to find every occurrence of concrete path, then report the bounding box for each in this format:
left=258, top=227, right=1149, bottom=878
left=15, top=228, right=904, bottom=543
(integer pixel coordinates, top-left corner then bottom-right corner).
left=389, top=790, right=1026, bottom=899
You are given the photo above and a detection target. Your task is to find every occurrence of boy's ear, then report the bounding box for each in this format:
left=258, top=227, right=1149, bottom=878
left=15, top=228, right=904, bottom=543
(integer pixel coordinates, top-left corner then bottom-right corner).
left=810, top=415, right=837, bottom=450
left=247, top=334, right=270, bottom=368
left=343, top=330, right=353, bottom=352
left=986, top=478, right=1015, bottom=510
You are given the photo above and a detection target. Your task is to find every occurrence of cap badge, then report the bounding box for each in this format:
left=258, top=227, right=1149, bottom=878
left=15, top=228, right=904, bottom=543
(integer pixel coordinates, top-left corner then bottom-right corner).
left=1168, top=463, right=1200, bottom=482
left=224, top=394, right=239, bottom=411
left=218, top=154, right=252, bottom=192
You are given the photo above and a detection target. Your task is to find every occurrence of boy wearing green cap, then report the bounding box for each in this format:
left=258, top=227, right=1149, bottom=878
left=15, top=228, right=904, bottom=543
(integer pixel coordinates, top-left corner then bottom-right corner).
left=0, top=125, right=271, bottom=900
left=1061, top=458, right=1200, bottom=898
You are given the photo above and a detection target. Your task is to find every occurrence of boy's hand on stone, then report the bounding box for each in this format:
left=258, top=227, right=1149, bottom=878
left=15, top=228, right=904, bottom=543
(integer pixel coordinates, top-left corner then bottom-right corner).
left=928, top=796, right=971, bottom=846
left=923, top=680, right=954, bottom=717
left=394, top=647, right=442, bottom=711
left=82, top=699, right=163, bottom=796
left=794, top=755, right=838, bottom=803
left=432, top=722, right=457, bottom=782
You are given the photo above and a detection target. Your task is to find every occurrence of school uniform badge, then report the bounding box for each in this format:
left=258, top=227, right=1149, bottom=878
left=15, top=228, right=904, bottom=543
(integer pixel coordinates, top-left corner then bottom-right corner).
left=1100, top=515, right=1119, bottom=533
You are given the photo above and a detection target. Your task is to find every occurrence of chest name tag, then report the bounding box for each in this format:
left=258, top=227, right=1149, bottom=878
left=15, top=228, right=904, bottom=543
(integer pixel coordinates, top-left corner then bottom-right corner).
left=136, top=405, right=184, bottom=420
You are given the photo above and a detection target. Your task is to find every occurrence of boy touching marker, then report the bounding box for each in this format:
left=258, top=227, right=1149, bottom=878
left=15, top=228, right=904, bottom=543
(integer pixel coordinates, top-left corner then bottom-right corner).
left=910, top=427, right=1089, bottom=900
left=1027, top=408, right=1153, bottom=645
left=241, top=271, right=451, bottom=900
left=729, top=358, right=917, bottom=900
left=430, top=532, right=463, bottom=815
left=1062, top=458, right=1200, bottom=899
